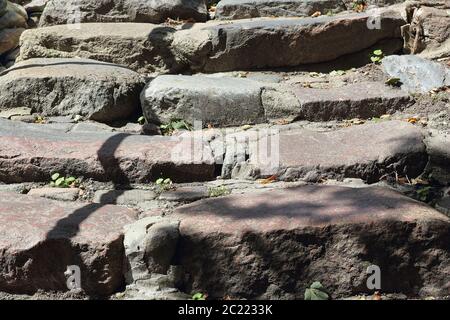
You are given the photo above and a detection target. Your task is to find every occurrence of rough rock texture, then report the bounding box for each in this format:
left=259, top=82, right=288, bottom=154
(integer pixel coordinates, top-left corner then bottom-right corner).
left=28, top=187, right=80, bottom=201
left=39, top=0, right=207, bottom=26
left=141, top=75, right=265, bottom=127
left=174, top=185, right=450, bottom=299
left=0, top=1, right=27, bottom=57
left=216, top=0, right=347, bottom=20
left=18, top=23, right=181, bottom=75
left=0, top=27, right=24, bottom=55
left=173, top=9, right=405, bottom=72
left=382, top=55, right=450, bottom=93
left=0, top=58, right=145, bottom=123
left=222, top=121, right=427, bottom=182
left=263, top=81, right=412, bottom=122
left=425, top=131, right=450, bottom=185
left=0, top=118, right=216, bottom=183
left=0, top=191, right=137, bottom=296
left=406, top=5, right=450, bottom=60
left=93, top=190, right=157, bottom=205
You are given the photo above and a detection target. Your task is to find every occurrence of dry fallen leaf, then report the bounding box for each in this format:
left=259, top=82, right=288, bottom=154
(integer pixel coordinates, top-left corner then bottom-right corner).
left=407, top=117, right=419, bottom=124
left=259, top=175, right=278, bottom=185
left=373, top=291, right=382, bottom=301
left=311, top=11, right=321, bottom=17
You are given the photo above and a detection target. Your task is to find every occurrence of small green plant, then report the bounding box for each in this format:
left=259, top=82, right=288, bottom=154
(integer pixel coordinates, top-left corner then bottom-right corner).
left=416, top=186, right=431, bottom=202
left=385, top=77, right=402, bottom=87
left=370, top=49, right=384, bottom=64
left=156, top=177, right=173, bottom=190
left=137, top=116, right=146, bottom=125
left=304, top=282, right=329, bottom=300
left=160, top=119, right=192, bottom=135
left=192, top=292, right=206, bottom=300
left=208, top=186, right=231, bottom=198
left=50, top=173, right=79, bottom=188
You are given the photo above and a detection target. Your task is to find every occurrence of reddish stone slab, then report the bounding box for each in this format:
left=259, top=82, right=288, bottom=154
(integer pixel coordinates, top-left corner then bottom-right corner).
left=174, top=185, right=450, bottom=299
left=0, top=119, right=215, bottom=183
left=252, top=120, right=427, bottom=182
left=0, top=191, right=137, bottom=296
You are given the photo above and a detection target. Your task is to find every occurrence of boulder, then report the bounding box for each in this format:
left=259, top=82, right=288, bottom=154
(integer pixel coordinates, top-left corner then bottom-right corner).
left=382, top=55, right=450, bottom=93
left=216, top=0, right=347, bottom=20
left=0, top=191, right=137, bottom=295
left=39, top=0, right=208, bottom=26
left=173, top=9, right=405, bottom=72
left=18, top=23, right=181, bottom=75
left=0, top=118, right=216, bottom=183
left=141, top=75, right=265, bottom=127
left=0, top=27, right=24, bottom=55
left=174, top=185, right=450, bottom=298
left=263, top=81, right=412, bottom=122
left=424, top=131, right=450, bottom=185
left=405, top=5, right=450, bottom=60
left=0, top=58, right=145, bottom=123
left=221, top=120, right=427, bottom=182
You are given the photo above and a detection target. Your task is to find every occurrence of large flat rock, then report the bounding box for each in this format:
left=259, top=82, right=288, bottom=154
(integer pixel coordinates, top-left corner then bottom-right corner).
left=174, top=185, right=450, bottom=298
left=18, top=23, right=181, bottom=75
left=0, top=119, right=216, bottom=183
left=173, top=9, right=405, bottom=72
left=0, top=191, right=137, bottom=295
left=264, top=81, right=412, bottom=122
left=223, top=120, right=427, bottom=182
left=0, top=58, right=145, bottom=123
left=216, top=0, right=347, bottom=20
left=39, top=0, right=207, bottom=26
left=141, top=75, right=265, bottom=127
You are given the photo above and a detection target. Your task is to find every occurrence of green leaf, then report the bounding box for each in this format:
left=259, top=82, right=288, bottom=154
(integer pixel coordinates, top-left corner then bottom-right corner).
left=156, top=178, right=164, bottom=185
left=192, top=293, right=206, bottom=300
left=55, top=177, right=65, bottom=186
left=51, top=173, right=60, bottom=181
left=163, top=178, right=172, bottom=185
left=373, top=49, right=383, bottom=56
left=65, top=177, right=76, bottom=184
left=137, top=116, right=145, bottom=125
left=310, top=281, right=324, bottom=290
left=371, top=56, right=381, bottom=63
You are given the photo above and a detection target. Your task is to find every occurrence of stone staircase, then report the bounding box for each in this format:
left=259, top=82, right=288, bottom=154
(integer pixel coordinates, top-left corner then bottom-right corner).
left=0, top=0, right=449, bottom=300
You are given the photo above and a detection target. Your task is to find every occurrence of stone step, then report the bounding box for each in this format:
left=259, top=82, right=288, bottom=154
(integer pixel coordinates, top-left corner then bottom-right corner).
left=39, top=0, right=208, bottom=26
left=172, top=8, right=405, bottom=73
left=0, top=58, right=145, bottom=123
left=18, top=23, right=181, bottom=75
left=18, top=9, right=405, bottom=74
left=215, top=0, right=347, bottom=20
left=219, top=120, right=427, bottom=182
left=0, top=118, right=216, bottom=184
left=215, top=0, right=409, bottom=20
left=0, top=191, right=137, bottom=296
left=141, top=74, right=411, bottom=126
left=172, top=184, right=450, bottom=299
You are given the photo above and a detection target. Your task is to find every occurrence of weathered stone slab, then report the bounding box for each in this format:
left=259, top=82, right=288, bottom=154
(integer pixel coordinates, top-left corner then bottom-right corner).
left=0, top=118, right=216, bottom=183
left=382, top=55, right=450, bottom=93
left=18, top=23, right=181, bottom=75
left=263, top=81, right=412, bottom=122
left=28, top=187, right=80, bottom=201
left=159, top=185, right=209, bottom=202
left=216, top=0, right=347, bottom=20
left=0, top=58, right=145, bottom=123
left=39, top=0, right=207, bottom=26
left=0, top=191, right=137, bottom=295
left=141, top=75, right=265, bottom=127
left=224, top=120, right=427, bottom=182
left=93, top=189, right=157, bottom=205
left=174, top=185, right=450, bottom=298
left=173, top=9, right=405, bottom=72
